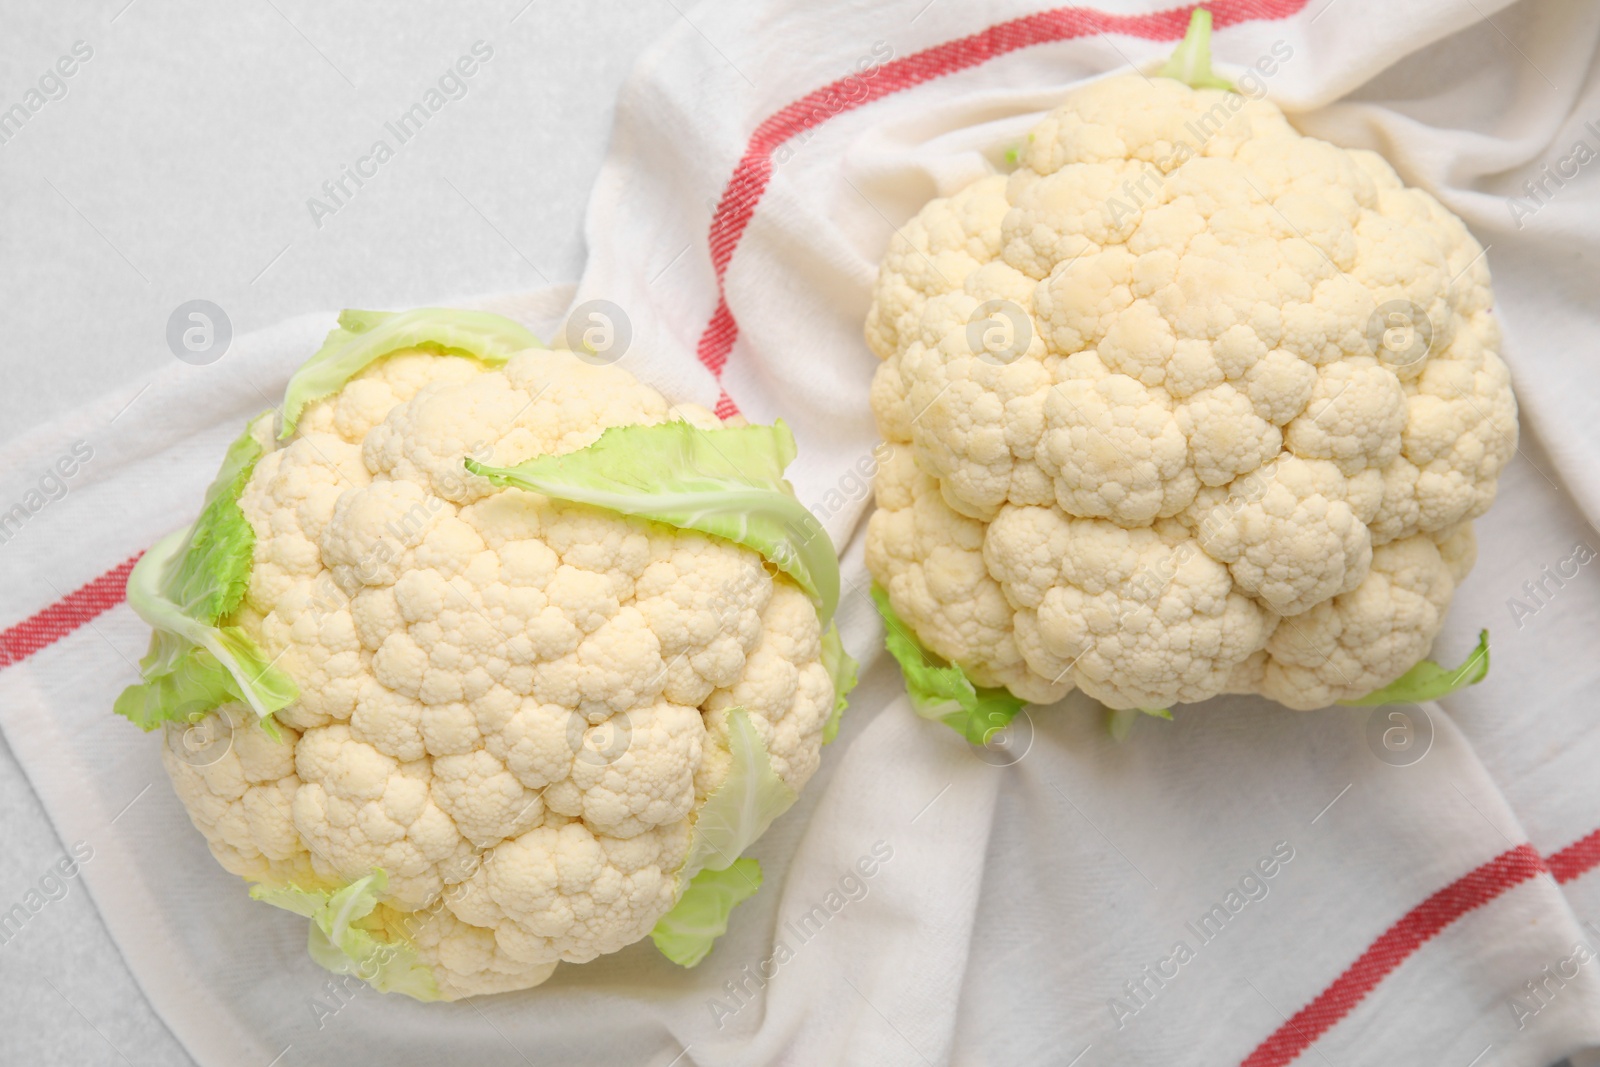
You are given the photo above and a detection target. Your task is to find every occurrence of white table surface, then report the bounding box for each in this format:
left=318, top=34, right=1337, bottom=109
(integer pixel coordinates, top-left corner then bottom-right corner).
left=0, top=1, right=674, bottom=1062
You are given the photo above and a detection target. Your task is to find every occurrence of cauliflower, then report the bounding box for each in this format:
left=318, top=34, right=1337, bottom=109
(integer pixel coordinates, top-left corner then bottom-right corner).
left=865, top=14, right=1513, bottom=715
left=116, top=308, right=854, bottom=999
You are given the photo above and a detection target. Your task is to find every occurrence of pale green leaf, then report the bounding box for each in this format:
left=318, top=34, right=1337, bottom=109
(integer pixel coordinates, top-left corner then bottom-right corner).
left=650, top=858, right=763, bottom=968
left=1340, top=630, right=1490, bottom=707
left=1105, top=706, right=1171, bottom=742
left=682, top=709, right=796, bottom=882
left=468, top=420, right=839, bottom=623
left=871, top=584, right=1027, bottom=745
left=279, top=308, right=541, bottom=439
left=116, top=419, right=297, bottom=729
left=820, top=623, right=859, bottom=744
left=251, top=871, right=441, bottom=1001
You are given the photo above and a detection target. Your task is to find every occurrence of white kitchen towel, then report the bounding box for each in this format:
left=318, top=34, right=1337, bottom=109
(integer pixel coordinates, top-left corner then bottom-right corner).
left=2, top=1, right=1600, bottom=1066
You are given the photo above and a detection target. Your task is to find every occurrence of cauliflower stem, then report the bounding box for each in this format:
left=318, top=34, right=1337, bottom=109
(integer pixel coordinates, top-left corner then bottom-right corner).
left=1158, top=8, right=1234, bottom=91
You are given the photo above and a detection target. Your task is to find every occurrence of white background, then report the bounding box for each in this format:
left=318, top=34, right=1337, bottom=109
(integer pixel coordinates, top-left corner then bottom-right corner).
left=0, top=1, right=673, bottom=1061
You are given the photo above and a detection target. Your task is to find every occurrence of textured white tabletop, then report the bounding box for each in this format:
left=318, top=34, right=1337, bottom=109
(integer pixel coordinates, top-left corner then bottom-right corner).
left=0, top=1, right=672, bottom=1062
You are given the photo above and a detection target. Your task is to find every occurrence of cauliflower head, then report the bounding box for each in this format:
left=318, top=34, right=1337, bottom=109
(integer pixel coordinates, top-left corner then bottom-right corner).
left=865, top=69, right=1515, bottom=712
left=119, top=309, right=851, bottom=999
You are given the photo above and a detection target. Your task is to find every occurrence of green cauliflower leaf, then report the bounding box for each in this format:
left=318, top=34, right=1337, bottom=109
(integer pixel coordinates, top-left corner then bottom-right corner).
left=115, top=420, right=297, bottom=729
left=251, top=871, right=441, bottom=1001
left=1341, top=630, right=1490, bottom=707
left=820, top=623, right=859, bottom=744
left=650, top=858, right=764, bottom=968
left=468, top=420, right=839, bottom=623
left=280, top=307, right=541, bottom=439
left=871, top=584, right=1027, bottom=745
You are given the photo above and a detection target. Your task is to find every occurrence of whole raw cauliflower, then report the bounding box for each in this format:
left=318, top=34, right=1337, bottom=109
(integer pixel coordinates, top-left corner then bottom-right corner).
left=865, top=72, right=1516, bottom=712
left=129, top=312, right=842, bottom=998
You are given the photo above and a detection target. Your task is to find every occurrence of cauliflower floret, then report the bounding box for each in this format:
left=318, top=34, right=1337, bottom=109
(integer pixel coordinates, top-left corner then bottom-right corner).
left=866, top=446, right=1070, bottom=706
left=1283, top=359, right=1405, bottom=474
left=161, top=706, right=317, bottom=886
left=1176, top=383, right=1281, bottom=487
left=866, top=174, right=1012, bottom=360
left=986, top=509, right=1275, bottom=709
left=570, top=700, right=702, bottom=838
left=383, top=902, right=557, bottom=998
left=467, top=817, right=690, bottom=967
left=865, top=74, right=1515, bottom=710
left=240, top=434, right=370, bottom=610
left=891, top=293, right=1056, bottom=521
left=253, top=580, right=366, bottom=730
left=1190, top=457, right=1373, bottom=616
left=1257, top=533, right=1459, bottom=708
left=430, top=749, right=545, bottom=848
left=702, top=582, right=836, bottom=788
left=1039, top=373, right=1199, bottom=524
left=162, top=344, right=835, bottom=998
